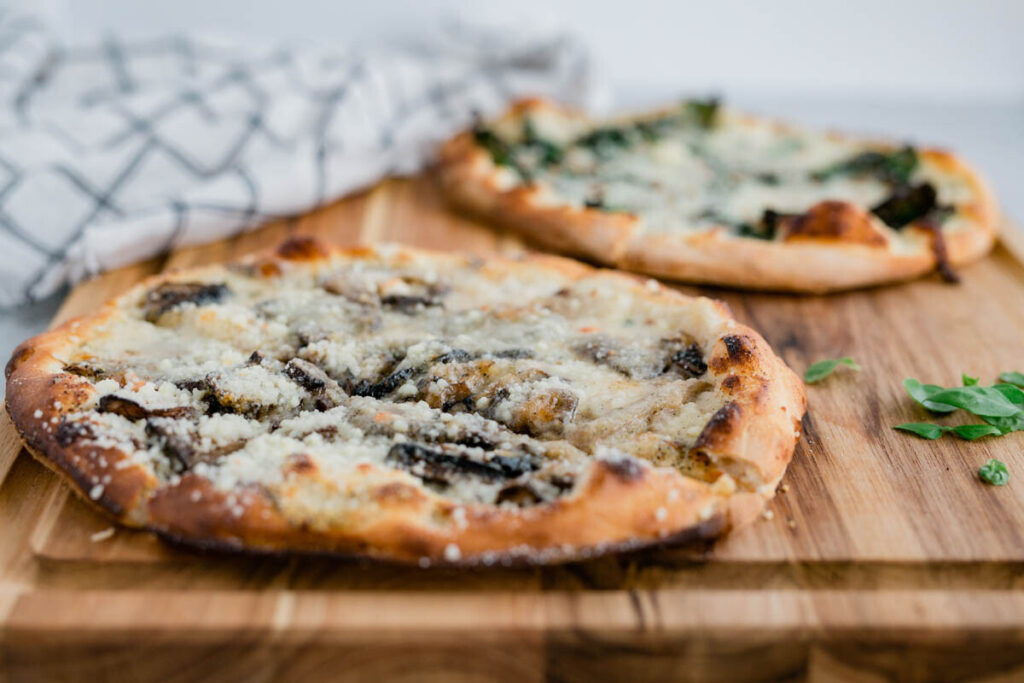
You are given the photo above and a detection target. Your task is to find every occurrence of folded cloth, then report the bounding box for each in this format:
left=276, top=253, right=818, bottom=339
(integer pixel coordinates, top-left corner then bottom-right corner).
left=0, top=11, right=605, bottom=307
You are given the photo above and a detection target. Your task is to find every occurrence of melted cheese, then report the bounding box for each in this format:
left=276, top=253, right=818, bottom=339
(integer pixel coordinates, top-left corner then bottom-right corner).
left=55, top=249, right=735, bottom=522
left=492, top=106, right=965, bottom=243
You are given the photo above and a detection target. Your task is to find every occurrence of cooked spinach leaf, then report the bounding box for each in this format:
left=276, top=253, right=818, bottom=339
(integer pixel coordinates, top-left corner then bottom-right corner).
left=684, top=97, right=720, bottom=129
left=521, top=119, right=563, bottom=166
left=812, top=147, right=918, bottom=184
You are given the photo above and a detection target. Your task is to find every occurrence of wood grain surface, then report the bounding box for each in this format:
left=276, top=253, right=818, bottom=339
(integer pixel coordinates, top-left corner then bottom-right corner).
left=1, top=176, right=1023, bottom=682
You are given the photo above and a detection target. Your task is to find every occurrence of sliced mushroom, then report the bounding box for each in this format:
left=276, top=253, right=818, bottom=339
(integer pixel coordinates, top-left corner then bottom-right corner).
left=97, top=395, right=192, bottom=421
left=663, top=341, right=707, bottom=378
left=385, top=442, right=539, bottom=485
left=143, top=282, right=229, bottom=323
left=284, top=358, right=346, bottom=410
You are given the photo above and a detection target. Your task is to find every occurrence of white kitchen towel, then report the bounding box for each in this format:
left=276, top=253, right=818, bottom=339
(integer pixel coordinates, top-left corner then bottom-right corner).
left=0, top=10, right=605, bottom=307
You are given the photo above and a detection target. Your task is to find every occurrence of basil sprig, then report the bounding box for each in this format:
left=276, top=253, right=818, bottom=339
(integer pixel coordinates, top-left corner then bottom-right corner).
left=804, top=357, right=859, bottom=384
left=896, top=372, right=1024, bottom=456
left=978, top=459, right=1009, bottom=486
left=998, top=371, right=1024, bottom=388
left=981, top=383, right=1024, bottom=434
left=895, top=422, right=1002, bottom=441
left=902, top=378, right=1021, bottom=418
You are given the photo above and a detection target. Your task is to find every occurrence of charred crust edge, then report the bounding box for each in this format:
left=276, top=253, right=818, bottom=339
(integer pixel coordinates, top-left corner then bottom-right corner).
left=709, top=335, right=758, bottom=373
left=277, top=236, right=329, bottom=261
left=692, top=401, right=742, bottom=453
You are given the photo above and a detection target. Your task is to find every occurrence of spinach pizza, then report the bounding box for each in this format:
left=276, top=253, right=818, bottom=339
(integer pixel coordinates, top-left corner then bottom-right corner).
left=437, top=98, right=998, bottom=292
left=6, top=239, right=805, bottom=565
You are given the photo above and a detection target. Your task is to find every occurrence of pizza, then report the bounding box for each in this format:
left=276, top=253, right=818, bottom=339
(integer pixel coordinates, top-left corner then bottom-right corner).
left=5, top=238, right=805, bottom=565
left=436, top=98, right=998, bottom=292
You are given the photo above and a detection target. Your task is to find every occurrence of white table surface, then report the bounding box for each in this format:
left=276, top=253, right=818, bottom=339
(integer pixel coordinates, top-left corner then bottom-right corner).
left=2, top=93, right=1022, bottom=394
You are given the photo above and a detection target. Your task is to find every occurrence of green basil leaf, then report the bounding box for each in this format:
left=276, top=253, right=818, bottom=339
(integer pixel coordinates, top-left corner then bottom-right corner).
left=993, top=383, right=1024, bottom=406
left=982, top=412, right=1024, bottom=435
left=923, top=386, right=1021, bottom=418
left=894, top=423, right=946, bottom=439
left=804, top=357, right=860, bottom=384
left=978, top=458, right=1009, bottom=486
left=977, top=386, right=1024, bottom=433
left=951, top=424, right=1003, bottom=440
left=998, top=371, right=1024, bottom=388
left=962, top=374, right=979, bottom=386
left=903, top=378, right=958, bottom=413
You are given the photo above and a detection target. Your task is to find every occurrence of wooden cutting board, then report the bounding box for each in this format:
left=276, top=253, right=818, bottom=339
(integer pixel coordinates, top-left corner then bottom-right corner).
left=1, top=176, right=1022, bottom=682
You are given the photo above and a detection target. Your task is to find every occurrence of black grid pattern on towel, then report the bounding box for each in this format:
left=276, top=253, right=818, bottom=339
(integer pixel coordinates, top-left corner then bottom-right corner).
left=0, top=10, right=598, bottom=307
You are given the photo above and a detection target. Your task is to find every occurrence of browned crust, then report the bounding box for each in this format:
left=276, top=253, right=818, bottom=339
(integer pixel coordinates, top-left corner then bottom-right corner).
left=435, top=98, right=999, bottom=293
left=780, top=201, right=888, bottom=247
left=437, top=133, right=637, bottom=264
left=5, top=239, right=805, bottom=565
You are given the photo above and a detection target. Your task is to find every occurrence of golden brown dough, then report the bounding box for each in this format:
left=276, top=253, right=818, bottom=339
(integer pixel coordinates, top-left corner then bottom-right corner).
left=6, top=239, right=805, bottom=565
left=436, top=98, right=998, bottom=292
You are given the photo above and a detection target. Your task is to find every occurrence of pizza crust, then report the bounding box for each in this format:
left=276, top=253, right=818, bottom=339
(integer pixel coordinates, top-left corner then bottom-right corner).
left=436, top=99, right=999, bottom=293
left=6, top=239, right=805, bottom=565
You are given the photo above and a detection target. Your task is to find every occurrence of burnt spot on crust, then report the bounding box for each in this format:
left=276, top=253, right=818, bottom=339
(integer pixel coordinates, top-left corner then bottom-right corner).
left=722, top=375, right=742, bottom=392
left=780, top=201, right=887, bottom=247
left=97, top=395, right=192, bottom=421
left=663, top=341, right=707, bottom=378
left=724, top=336, right=752, bottom=362
left=143, top=282, right=229, bottom=323
left=692, top=401, right=742, bottom=453
left=276, top=236, right=328, bottom=261
left=709, top=335, right=758, bottom=373
left=601, top=457, right=645, bottom=482
left=385, top=442, right=539, bottom=485
left=5, top=342, right=33, bottom=381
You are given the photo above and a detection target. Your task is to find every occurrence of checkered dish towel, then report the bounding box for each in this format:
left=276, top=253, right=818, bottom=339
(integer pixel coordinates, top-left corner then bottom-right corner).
left=0, top=12, right=605, bottom=307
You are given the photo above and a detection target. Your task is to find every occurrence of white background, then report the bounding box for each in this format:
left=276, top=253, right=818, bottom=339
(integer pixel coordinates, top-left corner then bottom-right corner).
left=27, top=0, right=1024, bottom=102
left=3, top=0, right=1024, bottom=380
